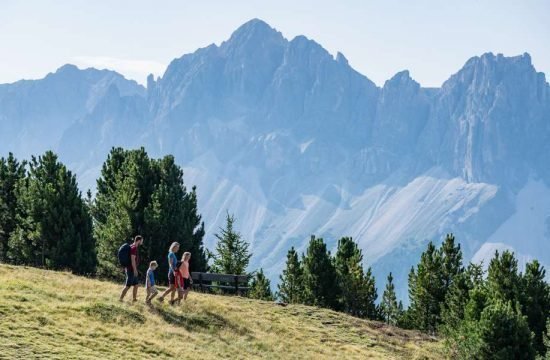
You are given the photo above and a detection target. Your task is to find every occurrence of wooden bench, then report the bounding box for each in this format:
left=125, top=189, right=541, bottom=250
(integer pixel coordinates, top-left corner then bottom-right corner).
left=191, top=272, right=249, bottom=294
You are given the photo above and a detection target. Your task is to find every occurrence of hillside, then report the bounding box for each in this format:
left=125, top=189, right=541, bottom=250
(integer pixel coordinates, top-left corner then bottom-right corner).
left=0, top=265, right=442, bottom=359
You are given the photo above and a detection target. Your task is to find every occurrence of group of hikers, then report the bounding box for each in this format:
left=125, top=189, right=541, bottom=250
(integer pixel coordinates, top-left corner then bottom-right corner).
left=119, top=235, right=193, bottom=305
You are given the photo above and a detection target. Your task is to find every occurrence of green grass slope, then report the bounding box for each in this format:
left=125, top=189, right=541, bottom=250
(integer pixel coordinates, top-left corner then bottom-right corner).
left=0, top=265, right=442, bottom=359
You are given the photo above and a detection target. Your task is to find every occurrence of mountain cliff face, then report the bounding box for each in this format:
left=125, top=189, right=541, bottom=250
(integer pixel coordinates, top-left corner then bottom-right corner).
left=1, top=19, right=549, bottom=298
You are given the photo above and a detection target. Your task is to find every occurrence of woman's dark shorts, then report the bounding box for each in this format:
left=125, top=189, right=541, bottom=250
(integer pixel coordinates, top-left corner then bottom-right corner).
left=168, top=272, right=176, bottom=286
left=183, top=278, right=191, bottom=290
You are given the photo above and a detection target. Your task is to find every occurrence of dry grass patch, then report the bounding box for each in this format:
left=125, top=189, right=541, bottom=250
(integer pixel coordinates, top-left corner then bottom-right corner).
left=0, top=264, right=443, bottom=359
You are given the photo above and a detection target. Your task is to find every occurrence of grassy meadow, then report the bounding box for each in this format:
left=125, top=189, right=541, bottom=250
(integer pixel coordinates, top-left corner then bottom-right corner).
left=0, top=264, right=443, bottom=359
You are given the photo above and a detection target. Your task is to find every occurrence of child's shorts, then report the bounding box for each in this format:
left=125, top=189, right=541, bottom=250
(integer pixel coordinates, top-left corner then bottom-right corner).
left=147, top=286, right=158, bottom=296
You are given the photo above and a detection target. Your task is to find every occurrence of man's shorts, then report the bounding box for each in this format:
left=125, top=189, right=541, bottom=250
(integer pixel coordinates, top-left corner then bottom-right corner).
left=125, top=269, right=139, bottom=287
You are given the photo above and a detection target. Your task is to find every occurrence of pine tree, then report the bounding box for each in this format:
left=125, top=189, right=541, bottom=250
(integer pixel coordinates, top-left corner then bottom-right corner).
left=181, top=186, right=208, bottom=272
left=94, top=148, right=153, bottom=277
left=334, top=237, right=378, bottom=318
left=277, top=247, right=304, bottom=304
left=541, top=320, right=550, bottom=360
left=476, top=300, right=535, bottom=360
left=487, top=250, right=521, bottom=306
left=249, top=268, right=274, bottom=301
left=144, top=156, right=208, bottom=277
left=440, top=233, right=464, bottom=292
left=7, top=151, right=95, bottom=273
left=94, top=148, right=208, bottom=279
left=302, top=235, right=338, bottom=310
left=210, top=212, right=251, bottom=275
left=407, top=241, right=445, bottom=333
left=0, top=153, right=26, bottom=263
left=381, top=272, right=401, bottom=325
left=521, top=260, right=550, bottom=356
left=441, top=263, right=483, bottom=335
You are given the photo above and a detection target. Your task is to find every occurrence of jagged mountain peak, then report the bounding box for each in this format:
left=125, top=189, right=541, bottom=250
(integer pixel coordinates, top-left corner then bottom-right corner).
left=221, top=18, right=285, bottom=52
left=384, top=70, right=419, bottom=88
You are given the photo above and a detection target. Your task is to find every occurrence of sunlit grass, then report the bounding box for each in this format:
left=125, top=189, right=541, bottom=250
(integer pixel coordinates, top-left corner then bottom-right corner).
left=0, top=264, right=442, bottom=359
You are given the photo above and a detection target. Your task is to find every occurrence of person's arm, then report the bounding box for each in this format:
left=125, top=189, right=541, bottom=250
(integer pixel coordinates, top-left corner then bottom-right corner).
left=169, top=255, right=176, bottom=273
left=131, top=255, right=137, bottom=276
left=145, top=271, right=150, bottom=288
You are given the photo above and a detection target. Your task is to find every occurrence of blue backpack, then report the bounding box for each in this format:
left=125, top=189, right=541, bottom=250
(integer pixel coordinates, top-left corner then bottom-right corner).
left=117, top=243, right=131, bottom=267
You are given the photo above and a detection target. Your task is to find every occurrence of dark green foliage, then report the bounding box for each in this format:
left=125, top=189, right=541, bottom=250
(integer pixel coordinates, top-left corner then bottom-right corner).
left=476, top=300, right=535, bottom=360
left=277, top=246, right=304, bottom=304
left=334, top=237, right=377, bottom=318
left=0, top=153, right=26, bottom=263
left=407, top=241, right=445, bottom=333
left=249, top=268, right=273, bottom=301
left=542, top=320, right=550, bottom=360
left=487, top=250, right=521, bottom=306
left=143, top=156, right=207, bottom=277
left=93, top=148, right=207, bottom=279
left=440, top=233, right=464, bottom=291
left=521, top=260, right=550, bottom=356
left=380, top=272, right=401, bottom=325
left=210, top=212, right=251, bottom=275
left=301, top=235, right=338, bottom=310
left=441, top=263, right=483, bottom=335
left=7, top=151, right=95, bottom=274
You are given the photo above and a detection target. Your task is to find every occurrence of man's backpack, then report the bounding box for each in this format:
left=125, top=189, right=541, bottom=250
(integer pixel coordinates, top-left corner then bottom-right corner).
left=117, top=243, right=131, bottom=267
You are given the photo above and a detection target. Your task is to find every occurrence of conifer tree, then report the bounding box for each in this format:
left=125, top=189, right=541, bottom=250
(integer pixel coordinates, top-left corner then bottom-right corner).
left=277, top=246, right=304, bottom=304
left=94, top=148, right=153, bottom=277
left=440, top=233, right=464, bottom=291
left=210, top=212, right=251, bottom=275
left=0, top=153, right=26, bottom=263
left=521, top=260, right=550, bottom=356
left=7, top=151, right=95, bottom=273
left=144, top=156, right=208, bottom=276
left=249, top=268, right=274, bottom=301
left=441, top=263, right=483, bottom=335
left=476, top=300, right=535, bottom=360
left=302, top=235, right=338, bottom=310
left=94, top=148, right=208, bottom=279
left=407, top=241, right=445, bottom=333
left=334, top=237, right=377, bottom=318
left=487, top=250, right=521, bottom=306
left=95, top=168, right=138, bottom=277
left=381, top=272, right=401, bottom=325
left=542, top=320, right=550, bottom=360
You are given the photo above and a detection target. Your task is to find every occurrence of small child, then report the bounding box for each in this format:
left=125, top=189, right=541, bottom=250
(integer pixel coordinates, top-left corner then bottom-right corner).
left=180, top=252, right=192, bottom=302
left=145, top=261, right=158, bottom=304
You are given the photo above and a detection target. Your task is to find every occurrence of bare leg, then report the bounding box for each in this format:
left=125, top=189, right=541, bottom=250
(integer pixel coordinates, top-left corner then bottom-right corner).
left=159, top=285, right=175, bottom=301
left=120, top=286, right=130, bottom=301
left=132, top=285, right=138, bottom=301
left=148, top=292, right=158, bottom=303
left=183, top=289, right=190, bottom=301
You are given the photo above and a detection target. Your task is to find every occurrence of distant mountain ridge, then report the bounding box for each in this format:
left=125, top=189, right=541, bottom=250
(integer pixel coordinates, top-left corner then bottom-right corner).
left=1, top=19, right=549, bottom=299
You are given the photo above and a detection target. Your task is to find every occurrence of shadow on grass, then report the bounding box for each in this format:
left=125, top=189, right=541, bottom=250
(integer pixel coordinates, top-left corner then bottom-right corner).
left=83, top=303, right=146, bottom=325
left=153, top=306, right=250, bottom=336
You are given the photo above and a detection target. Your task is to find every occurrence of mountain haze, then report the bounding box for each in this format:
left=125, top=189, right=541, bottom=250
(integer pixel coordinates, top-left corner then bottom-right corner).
left=1, top=19, right=549, bottom=298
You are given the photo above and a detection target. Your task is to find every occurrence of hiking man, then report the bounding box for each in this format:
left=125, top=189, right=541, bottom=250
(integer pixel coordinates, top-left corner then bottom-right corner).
left=119, top=235, right=143, bottom=302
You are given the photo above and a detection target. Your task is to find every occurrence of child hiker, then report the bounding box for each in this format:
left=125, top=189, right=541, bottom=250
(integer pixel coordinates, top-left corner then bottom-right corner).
left=145, top=260, right=158, bottom=304
left=180, top=252, right=192, bottom=302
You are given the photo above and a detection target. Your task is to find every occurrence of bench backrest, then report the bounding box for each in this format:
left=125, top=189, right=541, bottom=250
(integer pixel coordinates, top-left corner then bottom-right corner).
left=191, top=272, right=248, bottom=284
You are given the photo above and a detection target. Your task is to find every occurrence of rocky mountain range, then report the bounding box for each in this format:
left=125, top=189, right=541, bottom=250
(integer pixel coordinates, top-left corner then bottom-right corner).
left=1, top=19, right=549, bottom=299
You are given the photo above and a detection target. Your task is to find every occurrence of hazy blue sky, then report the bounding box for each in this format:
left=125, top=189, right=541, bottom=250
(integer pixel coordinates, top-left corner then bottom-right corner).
left=1, top=0, right=549, bottom=87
